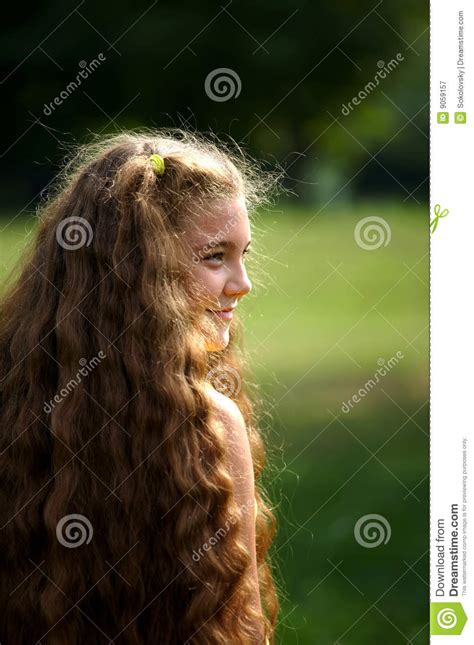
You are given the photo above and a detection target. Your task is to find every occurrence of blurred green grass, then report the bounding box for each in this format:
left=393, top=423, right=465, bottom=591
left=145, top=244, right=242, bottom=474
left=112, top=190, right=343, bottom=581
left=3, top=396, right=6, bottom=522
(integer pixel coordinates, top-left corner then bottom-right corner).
left=242, top=201, right=429, bottom=644
left=0, top=202, right=429, bottom=644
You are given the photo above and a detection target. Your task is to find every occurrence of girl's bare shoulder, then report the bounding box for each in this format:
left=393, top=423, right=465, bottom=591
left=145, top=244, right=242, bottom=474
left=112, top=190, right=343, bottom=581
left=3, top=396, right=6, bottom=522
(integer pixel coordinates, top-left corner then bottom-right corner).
left=204, top=383, right=252, bottom=478
left=204, top=383, right=245, bottom=432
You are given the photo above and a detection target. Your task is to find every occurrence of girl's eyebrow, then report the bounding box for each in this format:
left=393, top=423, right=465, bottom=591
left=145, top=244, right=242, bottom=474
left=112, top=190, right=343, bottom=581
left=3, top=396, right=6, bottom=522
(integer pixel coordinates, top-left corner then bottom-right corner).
left=197, top=240, right=252, bottom=251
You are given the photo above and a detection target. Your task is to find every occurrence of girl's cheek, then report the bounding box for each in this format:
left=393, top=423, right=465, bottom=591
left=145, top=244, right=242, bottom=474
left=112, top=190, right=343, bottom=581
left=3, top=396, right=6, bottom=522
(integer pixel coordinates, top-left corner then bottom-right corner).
left=191, top=265, right=224, bottom=301
left=203, top=268, right=224, bottom=293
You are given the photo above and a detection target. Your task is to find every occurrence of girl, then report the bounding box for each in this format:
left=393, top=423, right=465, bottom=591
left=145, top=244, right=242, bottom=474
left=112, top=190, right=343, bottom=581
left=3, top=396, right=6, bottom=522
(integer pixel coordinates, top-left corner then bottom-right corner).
left=0, top=130, right=279, bottom=644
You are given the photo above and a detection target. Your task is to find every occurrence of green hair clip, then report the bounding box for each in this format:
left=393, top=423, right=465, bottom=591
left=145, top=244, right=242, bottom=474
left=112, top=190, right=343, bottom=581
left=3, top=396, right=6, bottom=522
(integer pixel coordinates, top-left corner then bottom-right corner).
left=148, top=153, right=165, bottom=176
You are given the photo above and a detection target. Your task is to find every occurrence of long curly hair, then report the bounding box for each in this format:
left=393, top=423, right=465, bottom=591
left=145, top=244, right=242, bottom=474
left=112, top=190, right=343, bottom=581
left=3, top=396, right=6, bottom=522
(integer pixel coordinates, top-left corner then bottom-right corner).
left=0, top=129, right=280, bottom=644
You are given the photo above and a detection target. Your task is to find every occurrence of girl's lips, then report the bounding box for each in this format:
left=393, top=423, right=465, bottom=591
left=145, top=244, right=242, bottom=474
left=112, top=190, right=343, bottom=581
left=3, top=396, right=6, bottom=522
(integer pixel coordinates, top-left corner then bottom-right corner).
left=206, top=309, right=234, bottom=321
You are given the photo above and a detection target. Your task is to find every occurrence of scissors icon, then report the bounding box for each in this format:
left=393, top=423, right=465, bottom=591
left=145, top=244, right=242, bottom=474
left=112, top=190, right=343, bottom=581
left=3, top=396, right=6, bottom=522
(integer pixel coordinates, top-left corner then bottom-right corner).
left=430, top=204, right=449, bottom=234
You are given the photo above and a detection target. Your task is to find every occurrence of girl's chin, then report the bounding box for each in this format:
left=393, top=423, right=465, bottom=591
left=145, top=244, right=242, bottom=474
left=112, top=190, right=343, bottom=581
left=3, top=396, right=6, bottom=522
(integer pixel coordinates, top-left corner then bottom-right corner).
left=199, top=311, right=230, bottom=351
left=203, top=327, right=230, bottom=352
left=205, top=342, right=225, bottom=352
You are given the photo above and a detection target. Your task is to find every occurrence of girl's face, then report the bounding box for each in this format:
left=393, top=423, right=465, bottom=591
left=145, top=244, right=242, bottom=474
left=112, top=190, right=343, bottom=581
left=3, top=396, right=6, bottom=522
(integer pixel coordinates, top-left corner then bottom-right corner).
left=186, top=195, right=252, bottom=352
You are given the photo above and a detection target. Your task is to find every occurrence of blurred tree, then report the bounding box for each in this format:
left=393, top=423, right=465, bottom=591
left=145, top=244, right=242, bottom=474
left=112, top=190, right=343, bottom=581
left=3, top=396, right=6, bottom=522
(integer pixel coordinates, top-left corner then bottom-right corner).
left=0, top=0, right=428, bottom=209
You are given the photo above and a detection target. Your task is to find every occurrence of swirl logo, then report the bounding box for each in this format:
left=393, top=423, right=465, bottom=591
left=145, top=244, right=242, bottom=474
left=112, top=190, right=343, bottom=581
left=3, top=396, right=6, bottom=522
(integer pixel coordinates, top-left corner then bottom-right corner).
left=354, top=514, right=391, bottom=548
left=56, top=217, right=93, bottom=250
left=354, top=216, right=391, bottom=250
left=430, top=603, right=467, bottom=635
left=206, top=366, right=241, bottom=398
left=56, top=514, right=93, bottom=548
left=205, top=68, right=242, bottom=102
left=437, top=608, right=457, bottom=629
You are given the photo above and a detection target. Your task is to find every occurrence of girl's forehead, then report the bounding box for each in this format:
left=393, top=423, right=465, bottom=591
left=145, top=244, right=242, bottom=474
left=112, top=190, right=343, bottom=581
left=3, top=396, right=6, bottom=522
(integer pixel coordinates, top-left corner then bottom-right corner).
left=186, top=197, right=250, bottom=240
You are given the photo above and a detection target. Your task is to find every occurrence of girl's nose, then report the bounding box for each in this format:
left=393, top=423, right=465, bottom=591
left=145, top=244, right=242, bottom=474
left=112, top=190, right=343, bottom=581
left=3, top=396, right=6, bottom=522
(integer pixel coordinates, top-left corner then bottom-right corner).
left=224, top=265, right=252, bottom=298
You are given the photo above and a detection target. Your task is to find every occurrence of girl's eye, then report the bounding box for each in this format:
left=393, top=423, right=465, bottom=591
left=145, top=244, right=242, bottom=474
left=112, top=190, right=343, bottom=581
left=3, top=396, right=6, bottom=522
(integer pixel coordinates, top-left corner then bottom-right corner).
left=202, top=249, right=250, bottom=263
left=203, top=252, right=224, bottom=262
